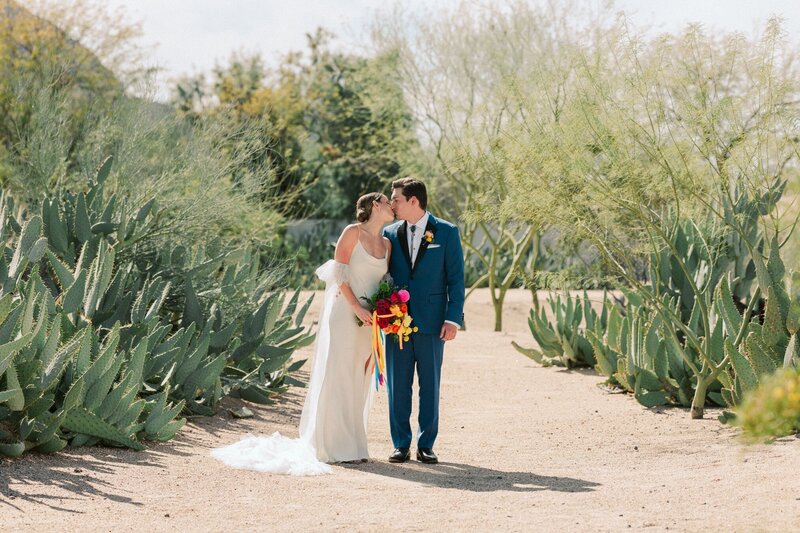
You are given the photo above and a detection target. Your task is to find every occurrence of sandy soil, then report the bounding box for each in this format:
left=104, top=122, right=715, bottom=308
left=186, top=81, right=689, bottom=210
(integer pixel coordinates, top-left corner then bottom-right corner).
left=2, top=289, right=799, bottom=532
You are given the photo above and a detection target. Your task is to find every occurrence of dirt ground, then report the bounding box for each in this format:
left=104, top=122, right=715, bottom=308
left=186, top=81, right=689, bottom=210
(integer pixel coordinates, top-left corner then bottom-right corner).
left=2, top=289, right=799, bottom=532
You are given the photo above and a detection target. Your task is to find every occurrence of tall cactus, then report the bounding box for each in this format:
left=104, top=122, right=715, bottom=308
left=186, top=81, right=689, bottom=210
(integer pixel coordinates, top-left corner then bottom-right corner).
left=715, top=236, right=798, bottom=408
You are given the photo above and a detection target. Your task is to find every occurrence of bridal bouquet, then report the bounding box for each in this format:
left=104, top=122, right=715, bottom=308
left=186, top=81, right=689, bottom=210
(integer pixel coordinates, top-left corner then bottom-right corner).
left=361, top=276, right=419, bottom=388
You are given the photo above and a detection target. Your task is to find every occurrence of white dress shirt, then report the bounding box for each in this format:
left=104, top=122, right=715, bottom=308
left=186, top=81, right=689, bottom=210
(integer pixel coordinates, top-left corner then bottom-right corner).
left=406, top=211, right=430, bottom=267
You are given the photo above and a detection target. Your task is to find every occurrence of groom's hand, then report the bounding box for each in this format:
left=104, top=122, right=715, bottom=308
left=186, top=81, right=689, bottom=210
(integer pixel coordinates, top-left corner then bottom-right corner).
left=440, top=323, right=457, bottom=341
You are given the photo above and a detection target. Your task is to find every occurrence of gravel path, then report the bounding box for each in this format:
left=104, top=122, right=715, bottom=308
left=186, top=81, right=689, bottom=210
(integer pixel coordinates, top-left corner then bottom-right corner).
left=2, top=289, right=799, bottom=532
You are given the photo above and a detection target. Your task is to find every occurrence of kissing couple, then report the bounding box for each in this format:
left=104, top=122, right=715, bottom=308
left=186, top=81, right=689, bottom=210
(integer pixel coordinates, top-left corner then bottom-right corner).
left=212, top=176, right=465, bottom=475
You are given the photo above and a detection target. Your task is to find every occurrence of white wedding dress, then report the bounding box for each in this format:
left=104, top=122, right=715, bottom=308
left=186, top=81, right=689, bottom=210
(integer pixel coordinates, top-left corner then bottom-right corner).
left=211, top=240, right=387, bottom=475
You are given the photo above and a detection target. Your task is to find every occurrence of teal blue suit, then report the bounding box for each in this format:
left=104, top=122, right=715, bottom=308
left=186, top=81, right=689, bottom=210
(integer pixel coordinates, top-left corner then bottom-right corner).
left=383, top=214, right=465, bottom=450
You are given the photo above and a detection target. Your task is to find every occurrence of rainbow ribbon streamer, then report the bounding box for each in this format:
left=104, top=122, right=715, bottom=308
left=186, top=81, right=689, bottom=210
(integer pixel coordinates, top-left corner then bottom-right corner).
left=366, top=310, right=391, bottom=390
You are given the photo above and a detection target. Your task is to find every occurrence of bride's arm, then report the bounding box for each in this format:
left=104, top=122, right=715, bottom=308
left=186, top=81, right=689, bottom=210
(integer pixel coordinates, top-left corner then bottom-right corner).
left=334, top=225, right=373, bottom=325
left=384, top=237, right=392, bottom=263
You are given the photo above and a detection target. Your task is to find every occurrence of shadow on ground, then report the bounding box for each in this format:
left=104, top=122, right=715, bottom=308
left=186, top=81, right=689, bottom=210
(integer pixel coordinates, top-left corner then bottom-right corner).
left=0, top=443, right=189, bottom=513
left=181, top=380, right=307, bottom=444
left=0, top=382, right=310, bottom=514
left=344, top=460, right=601, bottom=493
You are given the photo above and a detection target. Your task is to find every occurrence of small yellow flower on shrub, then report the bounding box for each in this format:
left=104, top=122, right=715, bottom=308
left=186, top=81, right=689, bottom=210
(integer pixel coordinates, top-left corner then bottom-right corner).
left=737, top=368, right=800, bottom=441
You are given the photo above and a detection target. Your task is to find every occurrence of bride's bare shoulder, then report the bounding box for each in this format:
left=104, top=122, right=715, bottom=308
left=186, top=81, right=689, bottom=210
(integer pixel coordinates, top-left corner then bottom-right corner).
left=339, top=224, right=360, bottom=240
left=335, top=224, right=360, bottom=257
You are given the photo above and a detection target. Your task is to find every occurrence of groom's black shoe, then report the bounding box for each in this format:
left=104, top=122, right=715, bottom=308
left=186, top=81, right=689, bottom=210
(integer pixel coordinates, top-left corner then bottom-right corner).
left=388, top=448, right=410, bottom=463
left=416, top=448, right=438, bottom=464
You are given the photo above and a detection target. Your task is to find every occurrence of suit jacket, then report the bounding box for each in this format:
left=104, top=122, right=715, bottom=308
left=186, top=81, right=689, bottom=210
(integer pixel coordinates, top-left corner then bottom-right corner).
left=383, top=214, right=465, bottom=335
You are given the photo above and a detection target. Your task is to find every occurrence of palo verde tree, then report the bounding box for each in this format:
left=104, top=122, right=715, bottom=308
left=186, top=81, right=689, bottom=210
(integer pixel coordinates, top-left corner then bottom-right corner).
left=370, top=0, right=616, bottom=330
left=498, top=16, right=800, bottom=418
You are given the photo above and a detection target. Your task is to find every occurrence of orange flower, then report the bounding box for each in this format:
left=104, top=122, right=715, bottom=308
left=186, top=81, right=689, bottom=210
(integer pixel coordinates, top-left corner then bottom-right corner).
left=400, top=303, right=408, bottom=313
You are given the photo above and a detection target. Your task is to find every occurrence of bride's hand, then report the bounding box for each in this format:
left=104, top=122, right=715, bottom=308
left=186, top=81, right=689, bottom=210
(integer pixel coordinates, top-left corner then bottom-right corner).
left=353, top=306, right=373, bottom=326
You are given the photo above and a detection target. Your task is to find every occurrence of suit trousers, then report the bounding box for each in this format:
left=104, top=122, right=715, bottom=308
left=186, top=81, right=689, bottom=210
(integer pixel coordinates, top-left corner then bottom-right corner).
left=386, top=332, right=444, bottom=450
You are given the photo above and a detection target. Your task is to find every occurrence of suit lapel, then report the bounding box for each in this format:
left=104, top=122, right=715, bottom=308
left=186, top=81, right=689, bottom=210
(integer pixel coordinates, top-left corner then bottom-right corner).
left=397, top=221, right=412, bottom=271
left=411, top=216, right=437, bottom=275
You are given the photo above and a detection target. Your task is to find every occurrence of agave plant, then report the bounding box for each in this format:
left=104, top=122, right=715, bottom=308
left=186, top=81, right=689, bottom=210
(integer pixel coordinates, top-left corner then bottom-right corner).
left=512, top=290, right=607, bottom=367
left=0, top=267, right=187, bottom=455
left=0, top=156, right=316, bottom=456
left=513, top=182, right=794, bottom=419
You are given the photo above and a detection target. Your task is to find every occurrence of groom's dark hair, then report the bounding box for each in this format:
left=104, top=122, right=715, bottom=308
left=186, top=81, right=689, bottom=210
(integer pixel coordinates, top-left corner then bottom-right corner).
left=392, top=177, right=427, bottom=210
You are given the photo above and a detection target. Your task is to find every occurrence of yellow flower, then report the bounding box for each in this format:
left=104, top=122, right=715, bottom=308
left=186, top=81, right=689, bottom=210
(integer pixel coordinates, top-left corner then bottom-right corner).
left=424, top=230, right=434, bottom=243
left=403, top=315, right=412, bottom=327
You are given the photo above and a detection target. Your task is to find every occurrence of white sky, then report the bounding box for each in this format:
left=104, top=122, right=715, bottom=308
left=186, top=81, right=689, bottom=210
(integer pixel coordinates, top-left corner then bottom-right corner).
left=105, top=0, right=800, bottom=100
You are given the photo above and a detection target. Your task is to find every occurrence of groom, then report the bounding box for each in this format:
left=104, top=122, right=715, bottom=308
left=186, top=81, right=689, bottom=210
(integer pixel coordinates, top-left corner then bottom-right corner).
left=383, top=177, right=465, bottom=464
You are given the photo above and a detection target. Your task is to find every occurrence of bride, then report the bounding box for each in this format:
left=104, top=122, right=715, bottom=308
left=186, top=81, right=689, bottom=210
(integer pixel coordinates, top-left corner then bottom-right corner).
left=211, top=192, right=394, bottom=475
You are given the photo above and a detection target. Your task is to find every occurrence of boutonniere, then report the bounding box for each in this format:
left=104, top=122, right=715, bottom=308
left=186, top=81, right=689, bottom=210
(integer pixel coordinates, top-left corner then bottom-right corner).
left=424, top=230, right=434, bottom=243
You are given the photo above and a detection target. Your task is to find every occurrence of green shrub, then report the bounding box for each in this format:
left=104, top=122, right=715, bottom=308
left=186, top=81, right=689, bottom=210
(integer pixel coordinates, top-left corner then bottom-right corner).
left=736, top=368, right=800, bottom=441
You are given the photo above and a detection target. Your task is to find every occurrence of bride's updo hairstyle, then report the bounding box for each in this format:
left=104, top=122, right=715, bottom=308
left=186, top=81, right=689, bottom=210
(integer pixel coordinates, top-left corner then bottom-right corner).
left=355, top=192, right=383, bottom=222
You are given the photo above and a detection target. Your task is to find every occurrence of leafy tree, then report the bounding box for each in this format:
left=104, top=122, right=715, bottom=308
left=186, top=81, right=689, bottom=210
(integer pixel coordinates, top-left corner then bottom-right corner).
left=493, top=16, right=800, bottom=418
left=298, top=29, right=416, bottom=218
left=370, top=1, right=602, bottom=330
left=1, top=0, right=284, bottom=252
left=175, top=52, right=308, bottom=214
left=0, top=0, right=148, bottom=195
left=174, top=29, right=418, bottom=219
left=15, top=0, right=154, bottom=88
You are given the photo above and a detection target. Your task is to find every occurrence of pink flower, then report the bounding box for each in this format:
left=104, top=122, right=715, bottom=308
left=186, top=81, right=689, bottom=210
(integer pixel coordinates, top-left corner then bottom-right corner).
left=397, top=289, right=410, bottom=303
